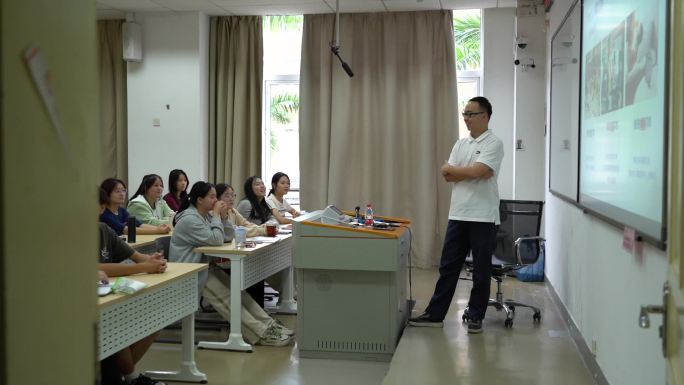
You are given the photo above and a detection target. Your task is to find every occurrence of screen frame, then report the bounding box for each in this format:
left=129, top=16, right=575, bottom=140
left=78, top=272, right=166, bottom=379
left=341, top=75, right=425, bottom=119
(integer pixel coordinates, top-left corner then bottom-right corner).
left=549, top=0, right=582, bottom=204
left=577, top=0, right=670, bottom=249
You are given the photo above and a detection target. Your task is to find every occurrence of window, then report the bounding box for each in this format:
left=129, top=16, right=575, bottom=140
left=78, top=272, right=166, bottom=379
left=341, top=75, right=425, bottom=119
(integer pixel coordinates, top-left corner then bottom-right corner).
left=453, top=9, right=482, bottom=139
left=262, top=16, right=303, bottom=208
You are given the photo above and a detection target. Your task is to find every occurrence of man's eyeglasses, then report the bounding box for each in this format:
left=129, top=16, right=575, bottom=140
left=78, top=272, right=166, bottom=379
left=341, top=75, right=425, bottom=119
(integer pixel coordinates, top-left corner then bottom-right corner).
left=461, top=111, right=485, bottom=118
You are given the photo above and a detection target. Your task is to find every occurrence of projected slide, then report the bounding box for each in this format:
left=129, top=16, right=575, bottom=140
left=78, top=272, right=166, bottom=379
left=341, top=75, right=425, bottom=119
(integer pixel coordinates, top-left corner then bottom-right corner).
left=580, top=0, right=667, bottom=242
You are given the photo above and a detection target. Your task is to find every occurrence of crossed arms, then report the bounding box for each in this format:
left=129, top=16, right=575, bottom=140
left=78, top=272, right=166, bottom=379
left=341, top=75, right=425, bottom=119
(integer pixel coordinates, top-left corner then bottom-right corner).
left=441, top=161, right=494, bottom=183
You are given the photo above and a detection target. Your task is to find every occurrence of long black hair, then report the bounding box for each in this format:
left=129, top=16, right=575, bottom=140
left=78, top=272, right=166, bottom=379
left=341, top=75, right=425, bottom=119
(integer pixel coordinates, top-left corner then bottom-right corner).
left=215, top=183, right=234, bottom=199
left=174, top=181, right=215, bottom=225
left=168, top=169, right=189, bottom=200
left=268, top=172, right=289, bottom=197
left=129, top=174, right=162, bottom=202
left=242, top=176, right=270, bottom=224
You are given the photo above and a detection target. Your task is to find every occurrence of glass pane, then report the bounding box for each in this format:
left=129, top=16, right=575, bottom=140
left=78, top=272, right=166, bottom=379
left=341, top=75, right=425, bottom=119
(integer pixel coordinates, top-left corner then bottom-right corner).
left=263, top=16, right=303, bottom=77
left=453, top=9, right=481, bottom=71
left=457, top=78, right=480, bottom=139
left=267, top=83, right=300, bottom=191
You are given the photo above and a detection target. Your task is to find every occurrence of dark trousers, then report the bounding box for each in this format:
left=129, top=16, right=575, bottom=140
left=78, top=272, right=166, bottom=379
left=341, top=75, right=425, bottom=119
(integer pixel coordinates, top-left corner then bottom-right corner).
left=425, top=220, right=496, bottom=321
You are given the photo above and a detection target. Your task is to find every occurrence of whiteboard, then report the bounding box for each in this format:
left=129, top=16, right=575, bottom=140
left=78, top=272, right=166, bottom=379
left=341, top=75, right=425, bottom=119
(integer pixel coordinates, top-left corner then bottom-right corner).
left=549, top=0, right=581, bottom=202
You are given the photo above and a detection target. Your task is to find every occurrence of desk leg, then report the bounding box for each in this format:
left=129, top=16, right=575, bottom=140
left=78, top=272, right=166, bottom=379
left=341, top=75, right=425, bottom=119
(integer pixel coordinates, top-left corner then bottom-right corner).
left=146, top=314, right=207, bottom=383
left=197, top=259, right=252, bottom=352
left=277, top=264, right=297, bottom=314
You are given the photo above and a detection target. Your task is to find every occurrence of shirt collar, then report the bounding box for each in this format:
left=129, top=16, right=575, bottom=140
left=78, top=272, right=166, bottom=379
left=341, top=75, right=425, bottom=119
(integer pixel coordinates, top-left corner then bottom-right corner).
left=468, top=129, right=491, bottom=143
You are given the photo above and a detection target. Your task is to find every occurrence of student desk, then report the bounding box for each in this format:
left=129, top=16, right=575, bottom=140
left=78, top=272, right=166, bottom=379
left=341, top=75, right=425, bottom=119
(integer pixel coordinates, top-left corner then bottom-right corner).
left=98, top=263, right=208, bottom=383
left=193, top=235, right=296, bottom=352
left=121, top=233, right=170, bottom=255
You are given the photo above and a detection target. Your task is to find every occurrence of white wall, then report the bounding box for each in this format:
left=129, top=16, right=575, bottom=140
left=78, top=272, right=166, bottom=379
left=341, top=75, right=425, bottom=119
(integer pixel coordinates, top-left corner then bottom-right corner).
left=514, top=9, right=546, bottom=200
left=127, top=11, right=209, bottom=192
left=482, top=8, right=516, bottom=200
left=545, top=1, right=667, bottom=384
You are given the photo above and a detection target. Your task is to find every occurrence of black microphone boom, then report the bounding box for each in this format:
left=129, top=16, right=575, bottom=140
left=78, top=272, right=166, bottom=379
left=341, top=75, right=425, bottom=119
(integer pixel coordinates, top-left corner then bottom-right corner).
left=331, top=46, right=354, bottom=77
left=330, top=0, right=354, bottom=78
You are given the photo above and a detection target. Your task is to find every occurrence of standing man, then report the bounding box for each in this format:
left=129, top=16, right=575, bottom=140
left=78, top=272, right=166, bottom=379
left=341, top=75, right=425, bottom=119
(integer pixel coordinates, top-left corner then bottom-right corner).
left=409, top=96, right=504, bottom=334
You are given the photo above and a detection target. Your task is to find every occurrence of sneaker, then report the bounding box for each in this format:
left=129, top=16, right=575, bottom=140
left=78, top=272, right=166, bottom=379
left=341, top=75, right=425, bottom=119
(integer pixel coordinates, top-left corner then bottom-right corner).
left=408, top=312, right=443, bottom=327
left=129, top=374, right=166, bottom=385
left=258, top=325, right=292, bottom=346
left=467, top=319, right=483, bottom=334
left=276, top=322, right=295, bottom=336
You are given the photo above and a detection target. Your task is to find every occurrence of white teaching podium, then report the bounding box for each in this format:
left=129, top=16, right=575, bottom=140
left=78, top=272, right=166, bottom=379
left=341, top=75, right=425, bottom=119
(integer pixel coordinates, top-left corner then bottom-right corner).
left=293, top=207, right=410, bottom=361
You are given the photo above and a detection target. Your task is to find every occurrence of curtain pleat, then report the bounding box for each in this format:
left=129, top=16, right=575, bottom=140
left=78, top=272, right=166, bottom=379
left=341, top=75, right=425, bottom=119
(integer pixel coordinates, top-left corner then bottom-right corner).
left=209, top=16, right=263, bottom=188
left=97, top=20, right=128, bottom=183
left=299, top=11, right=459, bottom=267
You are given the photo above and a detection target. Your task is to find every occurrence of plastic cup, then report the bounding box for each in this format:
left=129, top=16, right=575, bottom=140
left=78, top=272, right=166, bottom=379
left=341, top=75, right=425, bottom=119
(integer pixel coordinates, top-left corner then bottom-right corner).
left=266, top=223, right=278, bottom=237
left=235, top=226, right=247, bottom=247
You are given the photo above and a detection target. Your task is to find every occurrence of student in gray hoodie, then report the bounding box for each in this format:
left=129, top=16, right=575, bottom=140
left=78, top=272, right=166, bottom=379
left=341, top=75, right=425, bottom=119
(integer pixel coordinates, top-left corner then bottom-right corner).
left=169, top=181, right=292, bottom=346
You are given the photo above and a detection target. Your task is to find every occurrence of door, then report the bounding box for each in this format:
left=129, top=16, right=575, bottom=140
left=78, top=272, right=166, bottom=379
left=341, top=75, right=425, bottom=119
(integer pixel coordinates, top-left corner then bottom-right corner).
left=666, top=0, right=684, bottom=383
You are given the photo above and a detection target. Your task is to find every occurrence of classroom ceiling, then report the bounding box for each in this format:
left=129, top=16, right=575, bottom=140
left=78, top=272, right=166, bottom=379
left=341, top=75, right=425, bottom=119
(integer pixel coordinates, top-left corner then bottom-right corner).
left=96, top=0, right=519, bottom=19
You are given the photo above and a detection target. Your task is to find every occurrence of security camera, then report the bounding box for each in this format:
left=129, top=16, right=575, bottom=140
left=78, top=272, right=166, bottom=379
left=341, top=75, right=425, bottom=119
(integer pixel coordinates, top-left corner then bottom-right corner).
left=515, top=37, right=528, bottom=49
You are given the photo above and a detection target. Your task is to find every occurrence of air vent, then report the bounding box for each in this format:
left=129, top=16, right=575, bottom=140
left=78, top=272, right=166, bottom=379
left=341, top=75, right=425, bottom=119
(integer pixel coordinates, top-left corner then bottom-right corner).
left=316, top=339, right=388, bottom=353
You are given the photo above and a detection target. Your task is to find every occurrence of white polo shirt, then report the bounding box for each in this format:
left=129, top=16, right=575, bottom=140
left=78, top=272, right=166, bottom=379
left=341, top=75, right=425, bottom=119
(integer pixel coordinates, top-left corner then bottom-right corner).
left=447, top=130, right=504, bottom=224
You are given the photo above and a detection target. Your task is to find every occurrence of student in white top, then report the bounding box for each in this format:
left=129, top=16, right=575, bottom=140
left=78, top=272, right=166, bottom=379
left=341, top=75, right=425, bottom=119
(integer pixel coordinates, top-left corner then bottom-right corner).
left=409, top=96, right=504, bottom=334
left=265, top=172, right=300, bottom=224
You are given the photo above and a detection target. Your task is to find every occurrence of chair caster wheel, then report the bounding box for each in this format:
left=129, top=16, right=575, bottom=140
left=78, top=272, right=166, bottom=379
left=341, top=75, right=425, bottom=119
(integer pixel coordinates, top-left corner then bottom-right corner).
left=504, top=318, right=513, bottom=328
left=462, top=309, right=470, bottom=323
left=533, top=313, right=541, bottom=323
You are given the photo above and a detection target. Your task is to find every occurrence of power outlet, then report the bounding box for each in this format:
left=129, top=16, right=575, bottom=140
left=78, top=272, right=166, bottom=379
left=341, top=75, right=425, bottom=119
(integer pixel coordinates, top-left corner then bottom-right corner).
left=591, top=338, right=598, bottom=356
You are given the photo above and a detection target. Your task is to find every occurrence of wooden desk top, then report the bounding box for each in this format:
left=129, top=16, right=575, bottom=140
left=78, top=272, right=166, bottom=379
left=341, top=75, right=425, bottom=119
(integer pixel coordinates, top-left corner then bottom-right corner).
left=120, top=233, right=170, bottom=249
left=98, top=262, right=206, bottom=309
left=194, top=234, right=291, bottom=256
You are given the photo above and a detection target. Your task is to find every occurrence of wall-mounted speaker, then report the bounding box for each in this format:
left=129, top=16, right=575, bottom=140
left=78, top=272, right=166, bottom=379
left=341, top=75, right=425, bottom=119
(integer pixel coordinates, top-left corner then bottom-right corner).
left=122, top=21, right=142, bottom=62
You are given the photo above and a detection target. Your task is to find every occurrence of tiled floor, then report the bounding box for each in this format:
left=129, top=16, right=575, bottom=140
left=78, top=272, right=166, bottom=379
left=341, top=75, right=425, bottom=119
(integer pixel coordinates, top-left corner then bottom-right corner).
left=138, top=268, right=594, bottom=385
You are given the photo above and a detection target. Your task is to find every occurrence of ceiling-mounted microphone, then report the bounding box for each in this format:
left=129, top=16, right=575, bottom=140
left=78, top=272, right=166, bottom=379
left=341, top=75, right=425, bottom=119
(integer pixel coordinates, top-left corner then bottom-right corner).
left=330, top=0, right=354, bottom=78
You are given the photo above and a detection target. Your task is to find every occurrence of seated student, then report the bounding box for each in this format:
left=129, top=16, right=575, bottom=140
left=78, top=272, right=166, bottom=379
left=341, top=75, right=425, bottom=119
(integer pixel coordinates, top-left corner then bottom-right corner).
left=169, top=181, right=293, bottom=346
left=265, top=172, right=301, bottom=225
left=100, top=178, right=171, bottom=236
left=98, top=189, right=168, bottom=385
left=127, top=174, right=175, bottom=226
left=236, top=176, right=274, bottom=225
left=163, top=169, right=189, bottom=212
left=216, top=183, right=266, bottom=236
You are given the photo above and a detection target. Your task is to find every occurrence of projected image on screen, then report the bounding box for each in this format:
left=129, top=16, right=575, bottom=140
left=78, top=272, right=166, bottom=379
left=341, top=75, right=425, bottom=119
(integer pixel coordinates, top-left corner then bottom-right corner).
left=580, top=0, right=667, bottom=242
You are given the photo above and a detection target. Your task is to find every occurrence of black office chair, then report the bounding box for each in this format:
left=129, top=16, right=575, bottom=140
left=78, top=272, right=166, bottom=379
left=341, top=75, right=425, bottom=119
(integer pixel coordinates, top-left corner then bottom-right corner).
left=462, top=200, right=545, bottom=328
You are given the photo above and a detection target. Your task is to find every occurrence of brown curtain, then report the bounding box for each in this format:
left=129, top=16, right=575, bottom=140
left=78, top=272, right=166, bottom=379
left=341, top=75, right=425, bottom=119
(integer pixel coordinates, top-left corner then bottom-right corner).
left=97, top=20, right=128, bottom=183
left=299, top=11, right=459, bottom=267
left=209, top=16, right=263, bottom=187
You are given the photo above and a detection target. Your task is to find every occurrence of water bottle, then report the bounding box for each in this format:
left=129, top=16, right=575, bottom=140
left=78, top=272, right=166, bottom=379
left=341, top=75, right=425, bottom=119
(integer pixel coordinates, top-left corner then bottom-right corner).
left=364, top=204, right=373, bottom=226
left=127, top=216, right=137, bottom=243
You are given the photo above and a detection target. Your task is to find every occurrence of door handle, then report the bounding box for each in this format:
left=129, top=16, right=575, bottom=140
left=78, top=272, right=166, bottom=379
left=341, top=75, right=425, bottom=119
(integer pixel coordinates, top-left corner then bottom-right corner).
left=638, top=281, right=669, bottom=357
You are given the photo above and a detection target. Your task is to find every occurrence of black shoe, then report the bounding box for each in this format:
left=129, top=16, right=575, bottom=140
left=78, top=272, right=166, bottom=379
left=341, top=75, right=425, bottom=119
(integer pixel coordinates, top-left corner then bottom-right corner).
left=408, top=312, right=443, bottom=327
left=467, top=319, right=483, bottom=334
left=130, top=374, right=166, bottom=385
